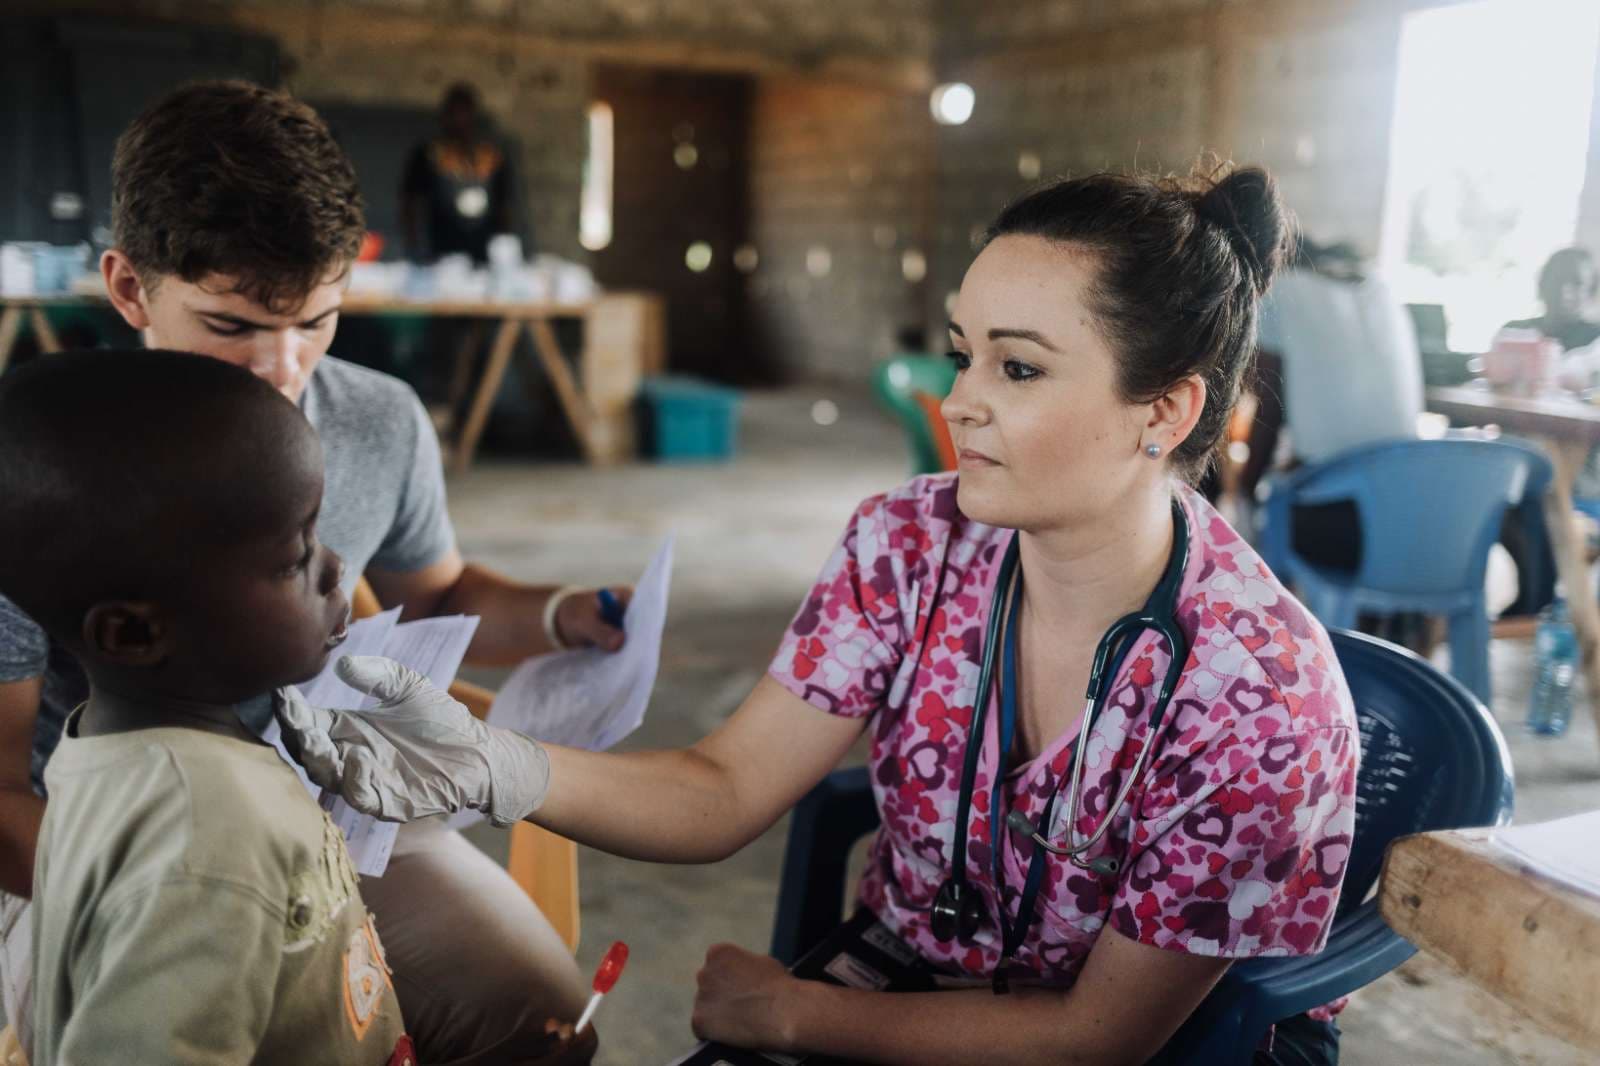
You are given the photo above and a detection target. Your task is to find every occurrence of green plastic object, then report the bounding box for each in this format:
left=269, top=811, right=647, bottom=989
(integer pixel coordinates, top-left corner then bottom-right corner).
left=872, top=354, right=957, bottom=476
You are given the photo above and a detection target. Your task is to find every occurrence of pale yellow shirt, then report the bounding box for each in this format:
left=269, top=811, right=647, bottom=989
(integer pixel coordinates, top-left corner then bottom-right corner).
left=33, top=710, right=409, bottom=1065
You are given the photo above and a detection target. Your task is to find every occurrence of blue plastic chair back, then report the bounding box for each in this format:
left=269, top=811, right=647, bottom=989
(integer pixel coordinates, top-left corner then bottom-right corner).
left=1260, top=436, right=1550, bottom=702
left=770, top=629, right=1514, bottom=1065
left=1263, top=436, right=1549, bottom=600
left=1333, top=630, right=1515, bottom=909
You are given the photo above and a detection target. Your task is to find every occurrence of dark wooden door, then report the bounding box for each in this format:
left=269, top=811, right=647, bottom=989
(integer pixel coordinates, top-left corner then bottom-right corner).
left=590, top=66, right=767, bottom=385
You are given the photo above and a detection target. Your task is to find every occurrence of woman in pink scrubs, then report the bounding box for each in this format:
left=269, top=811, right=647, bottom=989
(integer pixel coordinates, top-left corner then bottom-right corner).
left=299, top=164, right=1360, bottom=1064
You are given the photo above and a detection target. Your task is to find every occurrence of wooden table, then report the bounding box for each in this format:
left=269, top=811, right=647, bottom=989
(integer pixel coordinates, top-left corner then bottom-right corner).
left=0, top=290, right=665, bottom=471
left=1427, top=384, right=1600, bottom=752
left=1379, top=812, right=1600, bottom=1051
left=0, top=296, right=62, bottom=367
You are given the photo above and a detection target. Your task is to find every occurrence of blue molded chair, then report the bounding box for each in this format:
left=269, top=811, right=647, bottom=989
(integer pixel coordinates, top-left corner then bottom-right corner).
left=872, top=354, right=957, bottom=476
left=1258, top=436, right=1551, bottom=704
left=770, top=630, right=1514, bottom=1065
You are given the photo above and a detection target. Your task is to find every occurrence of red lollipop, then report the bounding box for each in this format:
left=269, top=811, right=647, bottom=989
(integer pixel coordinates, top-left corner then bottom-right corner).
left=575, top=941, right=629, bottom=1033
left=592, top=941, right=628, bottom=993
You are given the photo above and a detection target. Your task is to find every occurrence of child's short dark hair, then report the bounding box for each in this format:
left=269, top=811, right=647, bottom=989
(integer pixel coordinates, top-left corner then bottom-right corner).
left=0, top=350, right=313, bottom=643
left=112, top=81, right=366, bottom=314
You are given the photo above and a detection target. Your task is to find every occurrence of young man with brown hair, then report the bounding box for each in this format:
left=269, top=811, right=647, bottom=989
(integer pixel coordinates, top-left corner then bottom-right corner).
left=0, top=80, right=614, bottom=1065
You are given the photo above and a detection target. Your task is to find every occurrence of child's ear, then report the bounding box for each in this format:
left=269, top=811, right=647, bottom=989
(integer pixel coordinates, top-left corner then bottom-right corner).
left=82, top=603, right=171, bottom=667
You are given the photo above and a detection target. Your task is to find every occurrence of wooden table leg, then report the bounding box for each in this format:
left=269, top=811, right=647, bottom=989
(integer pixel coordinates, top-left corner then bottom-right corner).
left=0, top=307, right=22, bottom=373
left=1537, top=436, right=1600, bottom=752
left=445, top=321, right=487, bottom=416
left=452, top=317, right=520, bottom=475
left=528, top=317, right=597, bottom=462
left=28, top=308, right=61, bottom=354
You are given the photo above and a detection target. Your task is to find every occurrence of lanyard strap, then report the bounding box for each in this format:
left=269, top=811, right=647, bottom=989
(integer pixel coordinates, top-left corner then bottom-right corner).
left=989, top=576, right=1057, bottom=986
left=987, top=567, right=1147, bottom=987
left=950, top=538, right=1019, bottom=893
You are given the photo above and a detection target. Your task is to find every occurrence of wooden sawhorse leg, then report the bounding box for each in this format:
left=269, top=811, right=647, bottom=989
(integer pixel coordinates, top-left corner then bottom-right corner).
left=451, top=317, right=521, bottom=475
left=0, top=307, right=24, bottom=374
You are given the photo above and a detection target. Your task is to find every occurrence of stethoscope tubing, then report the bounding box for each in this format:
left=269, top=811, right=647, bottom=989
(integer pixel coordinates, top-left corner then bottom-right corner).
left=937, top=499, right=1191, bottom=946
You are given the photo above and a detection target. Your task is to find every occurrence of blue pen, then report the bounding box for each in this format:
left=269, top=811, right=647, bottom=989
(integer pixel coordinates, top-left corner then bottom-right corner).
left=597, top=588, right=626, bottom=630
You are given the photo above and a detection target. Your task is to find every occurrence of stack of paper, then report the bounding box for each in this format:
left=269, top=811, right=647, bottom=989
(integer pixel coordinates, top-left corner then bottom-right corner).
left=1495, top=811, right=1600, bottom=896
left=271, top=537, right=674, bottom=855
left=448, top=538, right=674, bottom=830
left=266, top=608, right=480, bottom=877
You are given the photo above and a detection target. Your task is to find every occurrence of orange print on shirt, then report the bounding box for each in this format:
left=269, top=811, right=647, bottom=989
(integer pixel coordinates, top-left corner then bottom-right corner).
left=343, top=914, right=395, bottom=1041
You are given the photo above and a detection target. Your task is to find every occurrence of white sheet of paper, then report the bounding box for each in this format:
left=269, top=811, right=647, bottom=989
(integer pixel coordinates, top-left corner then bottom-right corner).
left=380, top=614, right=481, bottom=695
left=267, top=609, right=479, bottom=877
left=1496, top=811, right=1600, bottom=896
left=447, top=539, right=673, bottom=831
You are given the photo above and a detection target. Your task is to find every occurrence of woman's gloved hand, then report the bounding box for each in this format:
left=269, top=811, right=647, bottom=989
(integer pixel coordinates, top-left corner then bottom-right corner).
left=275, top=655, right=550, bottom=827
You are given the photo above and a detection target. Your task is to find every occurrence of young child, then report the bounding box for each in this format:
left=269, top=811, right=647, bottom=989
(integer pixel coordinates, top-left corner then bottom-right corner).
left=0, top=350, right=411, bottom=1065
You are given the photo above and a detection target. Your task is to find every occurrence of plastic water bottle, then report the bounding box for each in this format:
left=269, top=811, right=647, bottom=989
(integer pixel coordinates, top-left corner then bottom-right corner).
left=1529, top=596, right=1577, bottom=736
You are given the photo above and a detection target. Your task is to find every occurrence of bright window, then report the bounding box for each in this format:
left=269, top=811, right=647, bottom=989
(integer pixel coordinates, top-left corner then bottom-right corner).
left=1380, top=0, right=1600, bottom=351
left=580, top=102, right=614, bottom=252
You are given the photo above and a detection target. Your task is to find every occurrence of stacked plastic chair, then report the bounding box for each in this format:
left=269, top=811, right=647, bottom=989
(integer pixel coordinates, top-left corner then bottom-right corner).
left=872, top=355, right=957, bottom=476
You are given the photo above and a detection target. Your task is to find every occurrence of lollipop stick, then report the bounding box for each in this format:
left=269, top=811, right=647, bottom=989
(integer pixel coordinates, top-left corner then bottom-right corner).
left=574, top=992, right=602, bottom=1035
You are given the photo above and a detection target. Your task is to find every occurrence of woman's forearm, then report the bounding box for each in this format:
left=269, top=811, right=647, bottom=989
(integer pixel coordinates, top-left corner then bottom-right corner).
left=786, top=984, right=1132, bottom=1066
left=765, top=926, right=1228, bottom=1066
left=528, top=676, right=867, bottom=864
left=530, top=743, right=750, bottom=863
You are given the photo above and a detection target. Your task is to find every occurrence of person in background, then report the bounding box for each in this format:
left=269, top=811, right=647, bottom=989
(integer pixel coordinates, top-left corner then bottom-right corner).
left=1501, top=246, right=1600, bottom=353
left=1241, top=238, right=1423, bottom=573
left=401, top=83, right=517, bottom=264
left=1495, top=247, right=1600, bottom=617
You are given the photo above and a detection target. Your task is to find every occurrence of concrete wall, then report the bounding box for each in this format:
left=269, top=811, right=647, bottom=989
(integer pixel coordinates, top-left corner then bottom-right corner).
left=926, top=0, right=1600, bottom=335
left=748, top=79, right=935, bottom=380
left=18, top=0, right=1600, bottom=380
left=15, top=0, right=937, bottom=379
left=237, top=0, right=936, bottom=267
left=926, top=0, right=1420, bottom=323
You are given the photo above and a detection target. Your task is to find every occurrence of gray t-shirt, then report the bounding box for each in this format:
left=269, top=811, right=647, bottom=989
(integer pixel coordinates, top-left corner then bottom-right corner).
left=0, top=356, right=456, bottom=792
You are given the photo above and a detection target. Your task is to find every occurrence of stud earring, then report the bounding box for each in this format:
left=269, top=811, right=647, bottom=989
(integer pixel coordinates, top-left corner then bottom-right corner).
left=1144, top=443, right=1162, bottom=459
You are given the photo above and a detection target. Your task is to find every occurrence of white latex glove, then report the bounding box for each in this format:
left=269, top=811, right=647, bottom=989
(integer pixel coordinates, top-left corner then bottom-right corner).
left=275, top=655, right=550, bottom=827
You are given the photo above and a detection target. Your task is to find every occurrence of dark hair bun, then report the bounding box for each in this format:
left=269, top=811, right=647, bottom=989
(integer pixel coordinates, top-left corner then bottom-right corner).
left=1194, top=167, right=1291, bottom=295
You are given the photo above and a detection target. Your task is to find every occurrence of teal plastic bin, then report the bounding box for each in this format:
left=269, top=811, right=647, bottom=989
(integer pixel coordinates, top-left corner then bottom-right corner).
left=640, top=376, right=741, bottom=461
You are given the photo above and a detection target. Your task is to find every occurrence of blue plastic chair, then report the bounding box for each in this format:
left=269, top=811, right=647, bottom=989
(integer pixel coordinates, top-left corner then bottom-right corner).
left=769, top=629, right=1514, bottom=1065
left=1258, top=436, right=1551, bottom=704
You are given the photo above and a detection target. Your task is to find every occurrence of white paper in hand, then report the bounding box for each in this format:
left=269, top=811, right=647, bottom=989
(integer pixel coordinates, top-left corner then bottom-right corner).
left=447, top=539, right=673, bottom=831
left=267, top=608, right=479, bottom=876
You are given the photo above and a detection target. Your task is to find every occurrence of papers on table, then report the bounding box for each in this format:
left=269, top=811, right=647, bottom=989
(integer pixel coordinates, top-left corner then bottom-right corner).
left=265, top=608, right=480, bottom=877
left=448, top=538, right=673, bottom=831
left=1496, top=811, right=1600, bottom=897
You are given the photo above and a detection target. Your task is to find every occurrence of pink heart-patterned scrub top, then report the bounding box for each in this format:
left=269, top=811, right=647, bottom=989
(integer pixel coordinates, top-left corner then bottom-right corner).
left=768, top=473, right=1359, bottom=991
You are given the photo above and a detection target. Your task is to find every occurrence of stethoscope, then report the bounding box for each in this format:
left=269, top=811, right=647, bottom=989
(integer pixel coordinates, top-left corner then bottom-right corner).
left=928, top=500, right=1191, bottom=991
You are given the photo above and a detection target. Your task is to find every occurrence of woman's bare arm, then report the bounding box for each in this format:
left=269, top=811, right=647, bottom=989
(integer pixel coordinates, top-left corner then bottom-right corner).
left=530, top=675, right=866, bottom=863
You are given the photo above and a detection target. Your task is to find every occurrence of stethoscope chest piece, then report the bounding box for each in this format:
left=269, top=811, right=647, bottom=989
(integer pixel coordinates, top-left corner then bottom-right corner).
left=930, top=876, right=985, bottom=943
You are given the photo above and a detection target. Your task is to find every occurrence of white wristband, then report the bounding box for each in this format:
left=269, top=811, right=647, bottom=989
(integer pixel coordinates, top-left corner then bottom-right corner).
left=542, top=585, right=586, bottom=650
